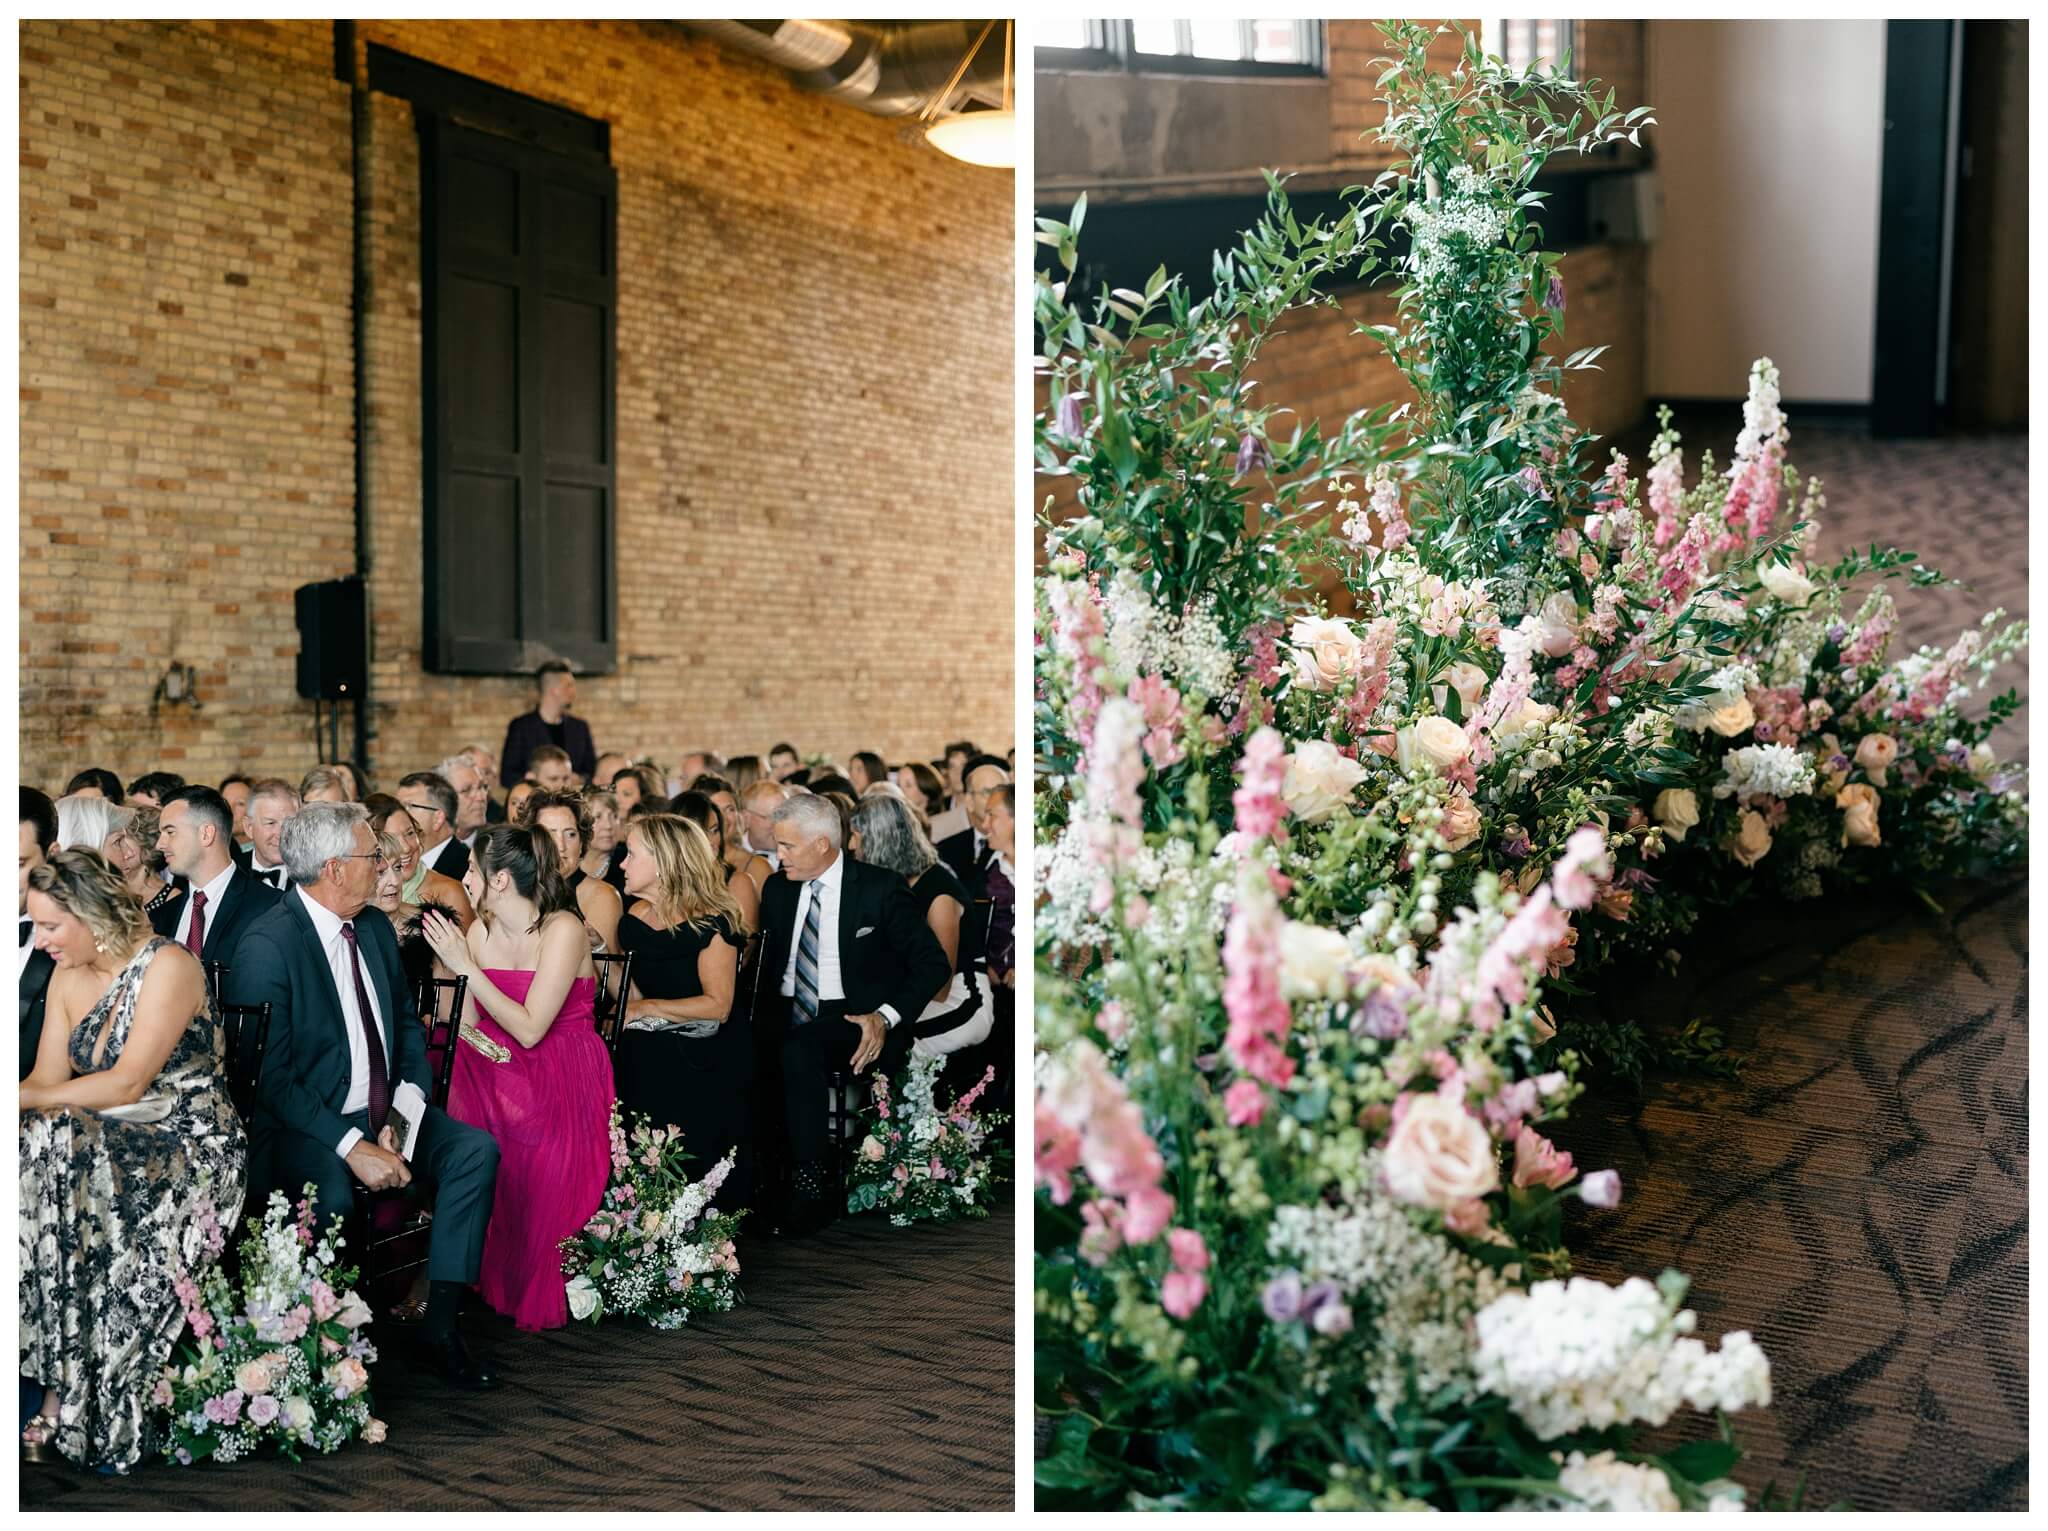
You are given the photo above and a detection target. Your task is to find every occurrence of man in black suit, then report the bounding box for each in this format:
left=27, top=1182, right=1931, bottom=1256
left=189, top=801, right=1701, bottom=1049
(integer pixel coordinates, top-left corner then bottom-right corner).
left=935, top=754, right=1011, bottom=897
left=755, top=794, right=949, bottom=1233
left=151, top=786, right=280, bottom=978
left=227, top=803, right=501, bottom=1388
left=499, top=660, right=596, bottom=785
left=19, top=787, right=58, bottom=1082
left=397, top=771, right=470, bottom=884
left=237, top=778, right=299, bottom=890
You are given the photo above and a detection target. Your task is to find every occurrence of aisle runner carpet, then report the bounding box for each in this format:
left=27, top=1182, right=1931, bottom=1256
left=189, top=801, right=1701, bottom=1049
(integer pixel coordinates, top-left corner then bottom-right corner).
left=20, top=1203, right=1015, bottom=1511
left=1559, top=884, right=2028, bottom=1510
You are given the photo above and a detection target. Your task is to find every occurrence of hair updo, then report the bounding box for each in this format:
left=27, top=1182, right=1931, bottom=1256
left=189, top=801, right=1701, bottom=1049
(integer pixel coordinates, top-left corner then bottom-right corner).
left=471, top=822, right=578, bottom=933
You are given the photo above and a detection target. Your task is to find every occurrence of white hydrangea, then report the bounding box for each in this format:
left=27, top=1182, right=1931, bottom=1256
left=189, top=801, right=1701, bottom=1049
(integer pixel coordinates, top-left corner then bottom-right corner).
left=1713, top=743, right=1815, bottom=803
left=1473, top=1275, right=1772, bottom=1440
left=1267, top=1175, right=1511, bottom=1419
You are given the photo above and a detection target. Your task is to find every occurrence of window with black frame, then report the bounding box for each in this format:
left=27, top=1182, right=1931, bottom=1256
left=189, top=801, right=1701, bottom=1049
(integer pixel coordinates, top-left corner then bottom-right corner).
left=1039, top=18, right=1325, bottom=77
left=1483, top=19, right=1578, bottom=76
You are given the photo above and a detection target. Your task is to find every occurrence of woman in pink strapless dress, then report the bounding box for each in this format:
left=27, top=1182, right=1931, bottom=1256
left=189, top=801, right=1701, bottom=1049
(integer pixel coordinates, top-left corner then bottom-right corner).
left=423, top=824, right=616, bottom=1331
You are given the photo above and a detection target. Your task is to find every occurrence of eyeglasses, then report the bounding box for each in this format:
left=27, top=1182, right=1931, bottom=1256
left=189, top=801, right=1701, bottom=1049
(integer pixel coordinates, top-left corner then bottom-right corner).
left=335, top=854, right=391, bottom=872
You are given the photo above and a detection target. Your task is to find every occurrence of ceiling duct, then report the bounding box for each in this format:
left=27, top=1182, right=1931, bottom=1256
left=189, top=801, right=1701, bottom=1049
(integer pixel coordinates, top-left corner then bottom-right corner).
left=682, top=19, right=1007, bottom=117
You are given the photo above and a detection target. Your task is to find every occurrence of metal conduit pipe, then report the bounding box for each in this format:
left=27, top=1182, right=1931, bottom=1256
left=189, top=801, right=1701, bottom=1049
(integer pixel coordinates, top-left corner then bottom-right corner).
left=680, top=19, right=1006, bottom=117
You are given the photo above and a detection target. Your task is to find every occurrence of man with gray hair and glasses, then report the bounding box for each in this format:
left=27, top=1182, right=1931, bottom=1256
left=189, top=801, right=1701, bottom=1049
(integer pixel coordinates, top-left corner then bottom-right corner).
left=754, top=793, right=948, bottom=1234
left=229, top=802, right=502, bottom=1390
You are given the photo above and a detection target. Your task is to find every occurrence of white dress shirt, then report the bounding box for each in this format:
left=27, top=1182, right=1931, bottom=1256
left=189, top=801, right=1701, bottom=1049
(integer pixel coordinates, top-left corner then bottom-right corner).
left=175, top=861, right=239, bottom=951
left=248, top=857, right=289, bottom=892
left=779, top=853, right=899, bottom=1027
left=422, top=836, right=457, bottom=872
left=295, top=889, right=423, bottom=1158
left=18, top=915, right=36, bottom=980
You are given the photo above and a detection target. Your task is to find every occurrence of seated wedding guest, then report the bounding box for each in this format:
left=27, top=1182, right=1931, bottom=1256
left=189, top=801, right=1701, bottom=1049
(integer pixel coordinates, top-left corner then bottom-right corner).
left=20, top=849, right=247, bottom=1471
left=62, top=768, right=123, bottom=803
left=219, top=774, right=255, bottom=853
left=241, top=779, right=299, bottom=890
left=670, top=790, right=762, bottom=937
left=60, top=797, right=176, bottom=920
left=591, top=752, right=630, bottom=789
left=368, top=829, right=422, bottom=947
left=333, top=761, right=366, bottom=801
left=895, top=760, right=948, bottom=822
left=299, top=766, right=351, bottom=805
left=111, top=805, right=181, bottom=918
left=366, top=793, right=476, bottom=931
left=150, top=785, right=281, bottom=973
left=436, top=754, right=492, bottom=853
left=983, top=785, right=1017, bottom=988
left=422, top=823, right=611, bottom=1333
left=398, top=771, right=471, bottom=883
left=505, top=780, right=538, bottom=825
left=500, top=659, right=596, bottom=786
left=612, top=763, right=664, bottom=819
left=756, top=794, right=947, bottom=1233
left=675, top=750, right=722, bottom=794
left=727, top=754, right=764, bottom=794
left=228, top=803, right=501, bottom=1388
left=56, top=792, right=122, bottom=854
left=125, top=771, right=185, bottom=810
left=613, top=813, right=755, bottom=1212
left=850, top=794, right=989, bottom=1061
left=579, top=787, right=627, bottom=895
left=739, top=780, right=791, bottom=886
left=693, top=774, right=772, bottom=895
left=767, top=742, right=802, bottom=782
left=528, top=790, right=622, bottom=955
left=937, top=755, right=1010, bottom=895
left=20, top=787, right=59, bottom=1081
left=848, top=752, right=888, bottom=796
left=525, top=744, right=575, bottom=794
left=458, top=744, right=509, bottom=826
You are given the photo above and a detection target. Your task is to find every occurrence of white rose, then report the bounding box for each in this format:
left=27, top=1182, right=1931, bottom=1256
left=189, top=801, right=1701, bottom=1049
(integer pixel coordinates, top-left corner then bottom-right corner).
left=566, top=1275, right=600, bottom=1321
left=1282, top=740, right=1370, bottom=822
left=334, top=1291, right=373, bottom=1330
left=1652, top=788, right=1699, bottom=842
left=1729, top=808, right=1772, bottom=867
left=1279, top=921, right=1353, bottom=1001
left=283, top=1396, right=314, bottom=1432
left=1706, top=696, right=1755, bottom=737
left=1494, top=697, right=1558, bottom=743
left=1534, top=592, right=1580, bottom=657
left=1431, top=661, right=1488, bottom=714
left=1288, top=615, right=1366, bottom=693
left=1969, top=742, right=1997, bottom=777
left=1383, top=1092, right=1500, bottom=1211
left=1397, top=715, right=1471, bottom=775
left=1758, top=560, right=1815, bottom=608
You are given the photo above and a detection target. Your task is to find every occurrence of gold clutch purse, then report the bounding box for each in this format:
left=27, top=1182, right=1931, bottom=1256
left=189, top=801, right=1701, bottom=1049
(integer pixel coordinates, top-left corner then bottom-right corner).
left=458, top=1022, right=512, bottom=1063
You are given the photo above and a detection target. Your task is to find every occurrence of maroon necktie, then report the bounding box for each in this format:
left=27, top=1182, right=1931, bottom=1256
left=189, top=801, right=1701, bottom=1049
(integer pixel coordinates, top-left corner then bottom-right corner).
left=184, top=891, right=207, bottom=957
left=339, top=921, right=391, bottom=1130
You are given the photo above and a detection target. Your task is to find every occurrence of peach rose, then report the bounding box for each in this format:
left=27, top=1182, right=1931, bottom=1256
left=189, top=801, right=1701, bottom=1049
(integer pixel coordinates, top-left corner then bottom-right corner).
left=1383, top=1092, right=1500, bottom=1211
left=1706, top=696, right=1756, bottom=737
left=363, top=1417, right=388, bottom=1445
left=1534, top=592, right=1581, bottom=658
left=1289, top=615, right=1366, bottom=693
left=1837, top=782, right=1882, bottom=847
left=1397, top=715, right=1472, bottom=775
left=1433, top=661, right=1488, bottom=714
left=1853, top=733, right=1897, bottom=787
left=1652, top=788, right=1699, bottom=842
left=1437, top=792, right=1483, bottom=852
left=1729, top=808, right=1773, bottom=867
left=1282, top=740, right=1370, bottom=822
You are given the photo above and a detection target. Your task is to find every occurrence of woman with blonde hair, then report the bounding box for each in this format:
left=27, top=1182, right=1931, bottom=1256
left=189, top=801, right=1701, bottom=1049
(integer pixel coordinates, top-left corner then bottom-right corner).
left=668, top=787, right=763, bottom=941
left=364, top=793, right=475, bottom=931
left=58, top=795, right=177, bottom=918
left=612, top=813, right=756, bottom=1208
left=20, top=849, right=246, bottom=1471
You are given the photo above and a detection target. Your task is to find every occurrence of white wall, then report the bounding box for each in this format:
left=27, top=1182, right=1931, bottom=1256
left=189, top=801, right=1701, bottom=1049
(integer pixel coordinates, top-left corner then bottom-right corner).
left=1647, top=21, right=1886, bottom=402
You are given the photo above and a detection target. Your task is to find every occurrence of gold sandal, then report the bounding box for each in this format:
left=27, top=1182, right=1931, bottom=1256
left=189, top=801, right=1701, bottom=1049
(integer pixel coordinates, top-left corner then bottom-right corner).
left=21, top=1411, right=61, bottom=1465
left=387, top=1296, right=429, bottom=1324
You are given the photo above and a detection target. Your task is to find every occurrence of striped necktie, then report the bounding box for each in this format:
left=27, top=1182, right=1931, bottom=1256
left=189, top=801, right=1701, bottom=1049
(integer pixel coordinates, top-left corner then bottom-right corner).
left=792, top=883, right=823, bottom=1025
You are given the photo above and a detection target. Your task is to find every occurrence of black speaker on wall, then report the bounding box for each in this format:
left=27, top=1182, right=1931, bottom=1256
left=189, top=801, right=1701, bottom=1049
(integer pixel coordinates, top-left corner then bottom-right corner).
left=295, top=576, right=367, bottom=700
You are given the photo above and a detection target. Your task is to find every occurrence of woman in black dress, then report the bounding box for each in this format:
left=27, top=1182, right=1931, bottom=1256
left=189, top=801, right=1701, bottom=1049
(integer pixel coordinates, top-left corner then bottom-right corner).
left=669, top=789, right=763, bottom=943
left=849, top=793, right=991, bottom=1061
left=612, top=814, right=756, bottom=1210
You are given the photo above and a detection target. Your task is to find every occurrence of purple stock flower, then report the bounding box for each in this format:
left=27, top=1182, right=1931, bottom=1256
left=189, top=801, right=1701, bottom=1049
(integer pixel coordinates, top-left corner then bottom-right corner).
left=1300, top=1280, right=1344, bottom=1318
left=1354, top=988, right=1409, bottom=1042
left=1261, top=1270, right=1304, bottom=1323
left=1499, top=825, right=1532, bottom=860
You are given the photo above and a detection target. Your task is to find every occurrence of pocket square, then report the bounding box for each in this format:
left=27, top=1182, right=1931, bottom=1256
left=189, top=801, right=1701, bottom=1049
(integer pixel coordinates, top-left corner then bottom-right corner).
left=855, top=925, right=876, bottom=938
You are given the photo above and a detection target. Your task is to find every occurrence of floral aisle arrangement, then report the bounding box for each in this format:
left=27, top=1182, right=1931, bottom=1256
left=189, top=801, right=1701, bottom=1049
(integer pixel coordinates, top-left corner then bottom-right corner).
left=1031, top=22, right=2026, bottom=1512
left=156, top=1188, right=383, bottom=1464
left=846, top=1057, right=1011, bottom=1225
left=561, top=1106, right=745, bottom=1330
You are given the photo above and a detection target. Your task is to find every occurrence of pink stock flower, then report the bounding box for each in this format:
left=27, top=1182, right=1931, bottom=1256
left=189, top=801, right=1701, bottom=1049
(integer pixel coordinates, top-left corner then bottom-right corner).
left=1231, top=726, right=1290, bottom=840
left=1511, top=1124, right=1577, bottom=1189
left=1223, top=894, right=1296, bottom=1089
left=1161, top=1270, right=1208, bottom=1320
left=1550, top=826, right=1613, bottom=911
left=1167, top=1227, right=1211, bottom=1273
left=1078, top=1199, right=1125, bottom=1266
left=1034, top=1104, right=1082, bottom=1204
left=1127, top=671, right=1186, bottom=768
left=1223, top=1077, right=1267, bottom=1127
left=1658, top=513, right=1711, bottom=608
left=1121, top=1185, right=1175, bottom=1245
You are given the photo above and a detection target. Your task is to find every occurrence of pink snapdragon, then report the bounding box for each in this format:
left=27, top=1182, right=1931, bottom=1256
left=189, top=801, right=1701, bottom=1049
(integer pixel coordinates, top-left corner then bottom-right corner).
left=1036, top=1041, right=1167, bottom=1204
left=1161, top=1271, right=1209, bottom=1319
left=1222, top=1077, right=1267, bottom=1127
left=1719, top=358, right=1787, bottom=547
left=1550, top=826, right=1613, bottom=911
left=1222, top=892, right=1296, bottom=1089
left=1231, top=726, right=1290, bottom=841
left=1840, top=594, right=1895, bottom=669
left=1047, top=575, right=1110, bottom=749
left=1126, top=672, right=1186, bottom=768
left=1121, top=1185, right=1176, bottom=1244
left=1167, top=1228, right=1211, bottom=1274
left=1647, top=440, right=1685, bottom=548
left=1657, top=513, right=1711, bottom=609
left=1372, top=470, right=1412, bottom=552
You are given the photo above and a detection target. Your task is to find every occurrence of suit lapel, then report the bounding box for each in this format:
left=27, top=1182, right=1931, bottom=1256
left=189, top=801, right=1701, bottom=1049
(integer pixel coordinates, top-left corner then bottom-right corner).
left=281, top=893, right=354, bottom=1060
left=836, top=859, right=862, bottom=991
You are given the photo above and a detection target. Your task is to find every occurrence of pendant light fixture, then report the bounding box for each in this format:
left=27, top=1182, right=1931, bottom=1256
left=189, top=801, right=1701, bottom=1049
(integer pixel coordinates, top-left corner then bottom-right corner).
left=921, top=19, right=1014, bottom=169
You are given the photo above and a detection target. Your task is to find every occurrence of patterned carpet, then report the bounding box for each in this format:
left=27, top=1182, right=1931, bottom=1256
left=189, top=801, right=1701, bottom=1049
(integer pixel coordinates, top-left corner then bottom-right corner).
left=20, top=1203, right=1016, bottom=1511
left=1562, top=417, right=2030, bottom=1510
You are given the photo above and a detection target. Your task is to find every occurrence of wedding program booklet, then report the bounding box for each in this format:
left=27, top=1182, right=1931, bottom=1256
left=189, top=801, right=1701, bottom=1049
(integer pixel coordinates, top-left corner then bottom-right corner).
left=386, top=1093, right=425, bottom=1161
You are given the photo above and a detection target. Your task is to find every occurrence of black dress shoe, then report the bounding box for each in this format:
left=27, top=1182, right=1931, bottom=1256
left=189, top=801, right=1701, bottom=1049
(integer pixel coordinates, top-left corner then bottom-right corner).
left=408, top=1329, right=499, bottom=1391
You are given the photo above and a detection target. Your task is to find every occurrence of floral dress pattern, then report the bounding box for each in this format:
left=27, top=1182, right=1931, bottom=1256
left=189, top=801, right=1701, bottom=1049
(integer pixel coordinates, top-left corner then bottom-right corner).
left=19, top=937, right=248, bottom=1472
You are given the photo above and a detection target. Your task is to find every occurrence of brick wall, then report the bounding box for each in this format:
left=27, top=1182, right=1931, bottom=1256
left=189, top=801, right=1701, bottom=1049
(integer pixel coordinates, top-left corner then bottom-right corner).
left=20, top=19, right=1016, bottom=793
